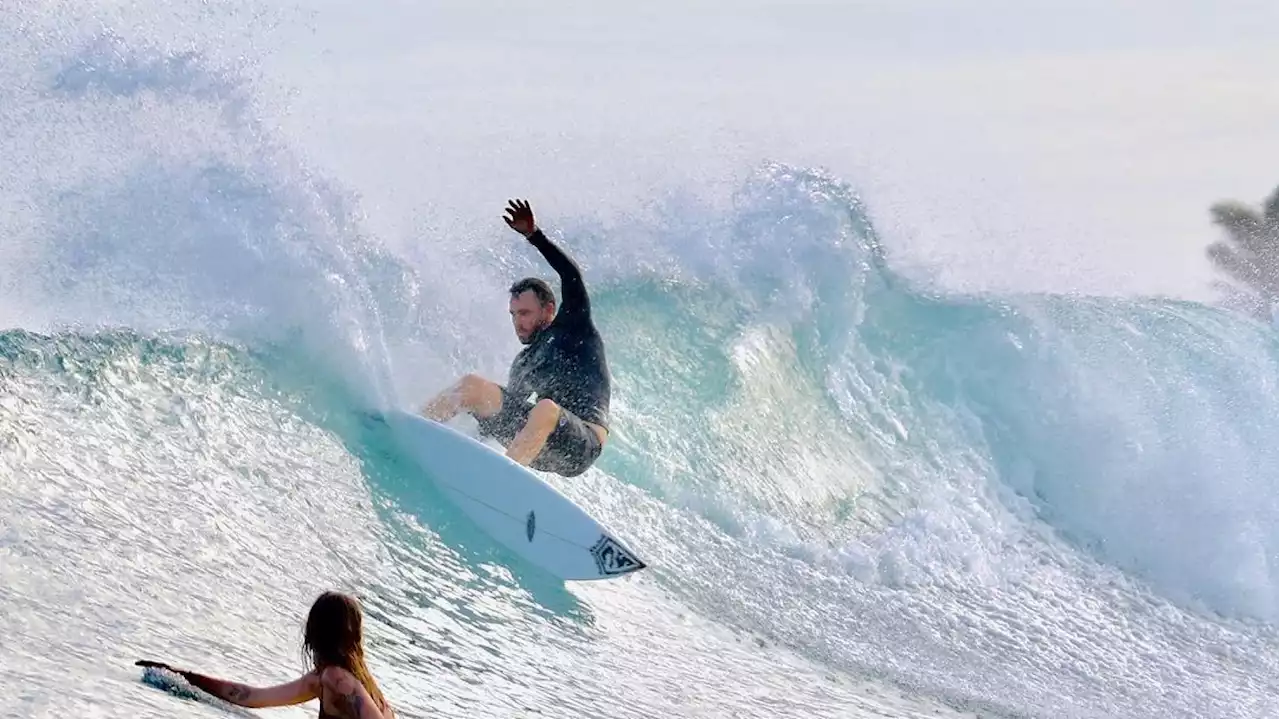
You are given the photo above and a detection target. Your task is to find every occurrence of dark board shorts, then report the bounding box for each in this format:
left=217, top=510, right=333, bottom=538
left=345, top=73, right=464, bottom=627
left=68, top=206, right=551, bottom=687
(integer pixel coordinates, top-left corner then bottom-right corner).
left=475, top=388, right=603, bottom=477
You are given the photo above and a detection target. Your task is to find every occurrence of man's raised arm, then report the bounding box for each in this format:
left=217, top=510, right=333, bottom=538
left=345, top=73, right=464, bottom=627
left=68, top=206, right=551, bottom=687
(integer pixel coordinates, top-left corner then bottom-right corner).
left=504, top=199, right=591, bottom=321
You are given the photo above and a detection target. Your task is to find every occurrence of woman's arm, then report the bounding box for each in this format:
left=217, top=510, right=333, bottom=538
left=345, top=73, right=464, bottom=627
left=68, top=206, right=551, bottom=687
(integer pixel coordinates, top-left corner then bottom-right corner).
left=136, top=660, right=320, bottom=708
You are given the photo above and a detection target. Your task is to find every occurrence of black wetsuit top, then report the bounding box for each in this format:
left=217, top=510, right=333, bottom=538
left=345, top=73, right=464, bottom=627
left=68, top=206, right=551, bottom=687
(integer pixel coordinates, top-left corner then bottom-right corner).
left=504, top=229, right=611, bottom=430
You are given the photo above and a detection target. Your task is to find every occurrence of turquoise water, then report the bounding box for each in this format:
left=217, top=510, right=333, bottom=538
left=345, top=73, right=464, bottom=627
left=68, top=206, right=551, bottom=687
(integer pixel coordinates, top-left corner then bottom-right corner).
left=1, top=6, right=1277, bottom=719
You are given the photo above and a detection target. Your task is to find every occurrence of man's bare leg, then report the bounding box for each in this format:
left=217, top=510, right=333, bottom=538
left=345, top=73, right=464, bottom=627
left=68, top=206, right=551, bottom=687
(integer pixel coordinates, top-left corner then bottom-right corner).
left=420, top=374, right=504, bottom=423
left=505, top=399, right=561, bottom=466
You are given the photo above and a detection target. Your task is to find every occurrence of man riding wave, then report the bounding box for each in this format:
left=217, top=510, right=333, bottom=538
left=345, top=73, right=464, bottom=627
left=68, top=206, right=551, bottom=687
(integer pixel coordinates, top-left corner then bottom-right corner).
left=420, top=199, right=611, bottom=477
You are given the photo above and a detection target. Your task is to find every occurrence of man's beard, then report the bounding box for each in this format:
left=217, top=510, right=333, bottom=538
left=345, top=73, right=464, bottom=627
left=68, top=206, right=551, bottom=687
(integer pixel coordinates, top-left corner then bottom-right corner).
left=519, top=321, right=547, bottom=345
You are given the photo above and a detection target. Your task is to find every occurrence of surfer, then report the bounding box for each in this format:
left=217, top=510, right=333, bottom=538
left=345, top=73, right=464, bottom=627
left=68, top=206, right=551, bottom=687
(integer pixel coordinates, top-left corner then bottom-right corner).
left=421, top=198, right=611, bottom=478
left=135, top=591, right=395, bottom=718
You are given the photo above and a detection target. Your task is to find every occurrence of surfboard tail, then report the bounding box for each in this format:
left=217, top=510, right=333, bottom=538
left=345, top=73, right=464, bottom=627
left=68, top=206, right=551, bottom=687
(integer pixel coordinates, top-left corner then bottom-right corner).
left=589, top=534, right=647, bottom=577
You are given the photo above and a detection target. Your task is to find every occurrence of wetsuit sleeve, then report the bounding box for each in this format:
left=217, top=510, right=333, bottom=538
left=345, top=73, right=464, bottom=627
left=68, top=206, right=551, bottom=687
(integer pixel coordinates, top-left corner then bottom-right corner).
left=526, top=228, right=590, bottom=322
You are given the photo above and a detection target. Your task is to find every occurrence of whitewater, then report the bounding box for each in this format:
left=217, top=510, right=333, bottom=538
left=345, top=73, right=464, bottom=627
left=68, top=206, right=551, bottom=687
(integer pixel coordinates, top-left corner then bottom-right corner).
left=1, top=2, right=1276, bottom=719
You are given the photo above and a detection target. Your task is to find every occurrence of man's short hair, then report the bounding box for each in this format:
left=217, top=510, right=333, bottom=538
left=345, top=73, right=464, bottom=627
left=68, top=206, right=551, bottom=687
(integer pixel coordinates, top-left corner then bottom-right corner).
left=509, top=277, right=556, bottom=306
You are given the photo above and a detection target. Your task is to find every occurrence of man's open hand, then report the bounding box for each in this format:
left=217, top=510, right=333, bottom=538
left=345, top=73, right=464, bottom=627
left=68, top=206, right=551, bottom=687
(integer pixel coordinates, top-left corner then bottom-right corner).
left=503, top=199, right=537, bottom=237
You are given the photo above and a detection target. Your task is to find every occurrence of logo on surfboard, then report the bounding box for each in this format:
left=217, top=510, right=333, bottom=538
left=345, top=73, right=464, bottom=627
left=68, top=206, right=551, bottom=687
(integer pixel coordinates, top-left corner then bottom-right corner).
left=590, top=535, right=646, bottom=576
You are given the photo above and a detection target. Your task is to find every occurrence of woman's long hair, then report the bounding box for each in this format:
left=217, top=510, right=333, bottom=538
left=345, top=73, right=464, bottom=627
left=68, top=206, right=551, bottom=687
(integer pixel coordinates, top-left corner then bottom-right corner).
left=302, top=591, right=388, bottom=711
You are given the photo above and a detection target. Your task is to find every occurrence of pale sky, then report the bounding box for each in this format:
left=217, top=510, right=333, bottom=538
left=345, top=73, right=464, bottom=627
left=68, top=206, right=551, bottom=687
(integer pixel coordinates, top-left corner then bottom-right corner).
left=6, top=0, right=1278, bottom=301
left=241, top=0, right=1277, bottom=301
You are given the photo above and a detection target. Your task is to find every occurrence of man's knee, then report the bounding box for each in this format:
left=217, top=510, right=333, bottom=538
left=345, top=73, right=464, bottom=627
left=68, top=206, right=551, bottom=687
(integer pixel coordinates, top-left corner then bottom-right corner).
left=456, top=373, right=484, bottom=400
left=456, top=374, right=501, bottom=414
left=527, top=398, right=561, bottom=431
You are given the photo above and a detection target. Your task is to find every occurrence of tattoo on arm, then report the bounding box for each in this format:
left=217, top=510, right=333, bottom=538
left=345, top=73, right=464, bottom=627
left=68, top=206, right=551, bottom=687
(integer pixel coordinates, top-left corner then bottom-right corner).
left=224, top=684, right=250, bottom=702
left=322, top=667, right=382, bottom=718
left=337, top=688, right=365, bottom=716
left=181, top=672, right=254, bottom=705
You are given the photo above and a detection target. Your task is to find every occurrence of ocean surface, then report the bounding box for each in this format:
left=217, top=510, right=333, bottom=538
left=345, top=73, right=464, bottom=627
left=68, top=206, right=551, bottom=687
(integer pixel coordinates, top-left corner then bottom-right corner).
left=1, top=3, right=1276, bottom=719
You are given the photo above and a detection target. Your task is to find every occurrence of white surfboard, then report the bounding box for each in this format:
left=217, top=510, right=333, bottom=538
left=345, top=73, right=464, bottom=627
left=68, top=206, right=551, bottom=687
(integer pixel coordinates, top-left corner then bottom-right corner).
left=379, top=409, right=647, bottom=581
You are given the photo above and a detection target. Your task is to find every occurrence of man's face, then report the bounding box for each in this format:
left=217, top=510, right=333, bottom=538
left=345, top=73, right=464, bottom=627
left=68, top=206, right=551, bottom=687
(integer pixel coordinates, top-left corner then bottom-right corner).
left=509, top=290, right=555, bottom=344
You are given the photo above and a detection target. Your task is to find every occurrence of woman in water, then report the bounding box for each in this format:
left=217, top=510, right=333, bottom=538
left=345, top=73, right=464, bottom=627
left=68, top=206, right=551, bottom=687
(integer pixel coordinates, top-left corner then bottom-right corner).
left=136, top=591, right=395, bottom=718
